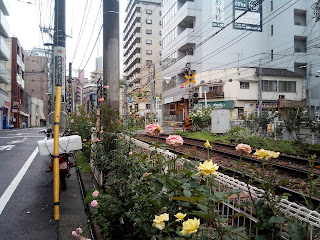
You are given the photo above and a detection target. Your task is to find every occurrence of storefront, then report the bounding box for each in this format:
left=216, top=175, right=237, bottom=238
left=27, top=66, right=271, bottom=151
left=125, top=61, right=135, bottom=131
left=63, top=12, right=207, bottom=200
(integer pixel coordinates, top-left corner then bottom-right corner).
left=0, top=100, right=10, bottom=129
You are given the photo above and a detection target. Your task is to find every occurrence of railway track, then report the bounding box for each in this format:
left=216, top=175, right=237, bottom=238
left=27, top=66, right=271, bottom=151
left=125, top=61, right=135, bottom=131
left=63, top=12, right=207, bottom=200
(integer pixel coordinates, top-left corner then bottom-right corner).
left=135, top=133, right=320, bottom=207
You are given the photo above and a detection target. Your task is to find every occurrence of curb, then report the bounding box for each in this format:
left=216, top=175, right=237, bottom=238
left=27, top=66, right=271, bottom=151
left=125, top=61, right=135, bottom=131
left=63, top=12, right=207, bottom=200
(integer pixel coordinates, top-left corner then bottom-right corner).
left=77, top=169, right=104, bottom=240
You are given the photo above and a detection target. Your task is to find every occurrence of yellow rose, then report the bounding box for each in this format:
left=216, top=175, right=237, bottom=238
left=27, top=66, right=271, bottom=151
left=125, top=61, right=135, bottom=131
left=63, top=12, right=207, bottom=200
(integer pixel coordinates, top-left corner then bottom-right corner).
left=204, top=140, right=212, bottom=149
left=174, top=212, right=187, bottom=222
left=152, top=213, right=169, bottom=230
left=196, top=160, right=219, bottom=176
left=181, top=218, right=200, bottom=236
left=253, top=149, right=269, bottom=160
left=269, top=150, right=280, bottom=159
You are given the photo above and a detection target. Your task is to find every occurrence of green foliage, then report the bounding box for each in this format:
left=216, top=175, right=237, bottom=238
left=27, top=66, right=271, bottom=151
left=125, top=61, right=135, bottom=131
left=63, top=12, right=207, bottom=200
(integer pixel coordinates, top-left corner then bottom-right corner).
left=190, top=106, right=212, bottom=130
left=75, top=151, right=91, bottom=173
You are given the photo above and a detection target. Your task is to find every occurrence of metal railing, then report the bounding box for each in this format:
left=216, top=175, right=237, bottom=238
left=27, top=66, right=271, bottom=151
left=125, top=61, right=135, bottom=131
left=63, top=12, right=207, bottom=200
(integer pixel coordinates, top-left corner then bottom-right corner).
left=127, top=136, right=320, bottom=239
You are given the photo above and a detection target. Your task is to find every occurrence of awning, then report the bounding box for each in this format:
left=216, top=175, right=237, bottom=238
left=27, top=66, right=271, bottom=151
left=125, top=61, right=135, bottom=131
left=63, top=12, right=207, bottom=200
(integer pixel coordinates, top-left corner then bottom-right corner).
left=20, top=111, right=30, bottom=118
left=39, top=112, right=46, bottom=120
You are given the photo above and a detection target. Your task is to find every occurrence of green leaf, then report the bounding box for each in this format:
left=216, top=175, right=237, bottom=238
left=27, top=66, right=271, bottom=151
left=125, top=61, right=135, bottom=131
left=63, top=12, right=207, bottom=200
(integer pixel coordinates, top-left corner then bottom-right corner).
left=163, top=182, right=171, bottom=191
left=182, top=183, right=191, bottom=189
left=255, top=236, right=267, bottom=240
left=200, top=235, right=208, bottom=240
left=183, top=189, right=192, bottom=197
left=196, top=203, right=209, bottom=212
left=268, top=216, right=286, bottom=224
left=288, top=222, right=307, bottom=240
left=154, top=182, right=163, bottom=194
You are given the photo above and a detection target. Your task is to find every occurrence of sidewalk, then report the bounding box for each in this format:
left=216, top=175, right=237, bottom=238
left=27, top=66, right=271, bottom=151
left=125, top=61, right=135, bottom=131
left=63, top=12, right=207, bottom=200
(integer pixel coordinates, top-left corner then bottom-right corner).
left=59, top=167, right=101, bottom=239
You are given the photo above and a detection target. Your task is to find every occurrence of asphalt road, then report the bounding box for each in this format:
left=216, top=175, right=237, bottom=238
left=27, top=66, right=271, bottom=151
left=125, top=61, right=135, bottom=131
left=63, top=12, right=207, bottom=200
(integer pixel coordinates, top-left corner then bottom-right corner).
left=0, top=128, right=57, bottom=239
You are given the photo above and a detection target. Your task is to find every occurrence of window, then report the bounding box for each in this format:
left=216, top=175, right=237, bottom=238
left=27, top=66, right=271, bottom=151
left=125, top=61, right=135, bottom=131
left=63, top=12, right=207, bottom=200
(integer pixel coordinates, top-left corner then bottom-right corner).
left=159, top=31, right=162, bottom=35
left=146, top=104, right=150, bottom=109
left=146, top=60, right=152, bottom=67
left=240, top=82, right=249, bottom=89
left=271, top=25, right=273, bottom=36
left=146, top=50, right=152, bottom=55
left=146, top=29, right=152, bottom=34
left=294, top=9, right=306, bottom=26
left=271, top=49, right=274, bottom=61
left=271, top=0, right=273, bottom=11
left=146, top=9, right=152, bottom=14
left=146, top=39, right=152, bottom=44
left=159, top=21, right=162, bottom=25
left=294, top=36, right=307, bottom=53
left=146, top=19, right=152, bottom=24
left=135, top=104, right=139, bottom=109
left=262, top=80, right=277, bottom=92
left=136, top=7, right=141, bottom=12
left=279, top=81, right=296, bottom=92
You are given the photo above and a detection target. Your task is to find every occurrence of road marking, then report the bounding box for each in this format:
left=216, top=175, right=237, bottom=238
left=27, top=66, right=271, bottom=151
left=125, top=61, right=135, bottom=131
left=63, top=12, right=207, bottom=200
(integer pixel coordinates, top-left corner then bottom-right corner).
left=7, top=137, right=27, bottom=145
left=0, top=147, right=39, bottom=215
left=0, top=145, right=15, bottom=151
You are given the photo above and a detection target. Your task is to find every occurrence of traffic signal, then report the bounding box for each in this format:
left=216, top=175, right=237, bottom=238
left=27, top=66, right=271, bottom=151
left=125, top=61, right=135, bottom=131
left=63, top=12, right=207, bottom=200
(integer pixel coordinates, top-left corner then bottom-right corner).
left=193, top=92, right=198, bottom=104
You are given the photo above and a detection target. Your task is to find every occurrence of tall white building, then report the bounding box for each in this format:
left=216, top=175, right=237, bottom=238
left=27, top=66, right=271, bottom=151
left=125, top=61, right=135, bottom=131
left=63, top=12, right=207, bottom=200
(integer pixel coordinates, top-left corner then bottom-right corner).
left=123, top=0, right=162, bottom=117
left=161, top=0, right=320, bottom=120
left=0, top=0, right=10, bottom=129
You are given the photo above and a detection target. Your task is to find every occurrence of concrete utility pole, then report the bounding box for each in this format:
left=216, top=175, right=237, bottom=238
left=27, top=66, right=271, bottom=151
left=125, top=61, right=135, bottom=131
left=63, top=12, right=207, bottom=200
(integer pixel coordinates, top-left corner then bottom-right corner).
left=258, top=59, right=263, bottom=117
left=149, top=64, right=156, bottom=117
left=103, top=0, right=119, bottom=110
left=52, top=0, right=66, bottom=237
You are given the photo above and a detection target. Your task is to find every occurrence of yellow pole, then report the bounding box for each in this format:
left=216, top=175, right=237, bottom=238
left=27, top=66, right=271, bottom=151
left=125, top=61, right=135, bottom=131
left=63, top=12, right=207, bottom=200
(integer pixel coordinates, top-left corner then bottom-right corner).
left=53, top=86, right=62, bottom=220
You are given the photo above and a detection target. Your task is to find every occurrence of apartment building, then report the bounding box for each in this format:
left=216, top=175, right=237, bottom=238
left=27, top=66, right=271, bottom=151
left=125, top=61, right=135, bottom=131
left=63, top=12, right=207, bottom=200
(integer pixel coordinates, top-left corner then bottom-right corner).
left=24, top=54, right=48, bottom=122
left=123, top=0, right=162, bottom=117
left=0, top=0, right=10, bottom=129
left=161, top=0, right=320, bottom=120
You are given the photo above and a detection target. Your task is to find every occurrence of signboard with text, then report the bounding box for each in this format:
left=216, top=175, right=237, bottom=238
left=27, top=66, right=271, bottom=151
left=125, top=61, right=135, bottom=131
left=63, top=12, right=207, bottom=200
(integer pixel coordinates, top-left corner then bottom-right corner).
left=233, top=0, right=262, bottom=32
left=53, top=47, right=66, bottom=102
left=212, top=0, right=225, bottom=28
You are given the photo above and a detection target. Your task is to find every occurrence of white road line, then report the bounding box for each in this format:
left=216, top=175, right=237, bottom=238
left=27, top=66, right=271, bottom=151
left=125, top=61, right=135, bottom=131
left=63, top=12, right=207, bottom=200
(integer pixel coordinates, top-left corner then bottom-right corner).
left=0, top=147, right=39, bottom=215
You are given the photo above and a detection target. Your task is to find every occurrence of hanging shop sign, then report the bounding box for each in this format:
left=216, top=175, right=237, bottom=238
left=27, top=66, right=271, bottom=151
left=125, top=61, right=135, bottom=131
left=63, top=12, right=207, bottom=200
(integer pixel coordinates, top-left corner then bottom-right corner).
left=233, top=0, right=262, bottom=32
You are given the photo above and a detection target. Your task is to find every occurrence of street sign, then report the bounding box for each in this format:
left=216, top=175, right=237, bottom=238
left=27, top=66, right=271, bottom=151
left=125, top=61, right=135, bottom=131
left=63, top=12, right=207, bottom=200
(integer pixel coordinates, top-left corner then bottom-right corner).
left=180, top=84, right=184, bottom=89
left=53, top=47, right=66, bottom=102
left=201, top=86, right=210, bottom=93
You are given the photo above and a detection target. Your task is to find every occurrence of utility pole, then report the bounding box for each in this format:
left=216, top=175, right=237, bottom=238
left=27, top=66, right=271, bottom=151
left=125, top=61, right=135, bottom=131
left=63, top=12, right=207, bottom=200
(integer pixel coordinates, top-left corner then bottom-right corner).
left=307, top=63, right=312, bottom=114
left=258, top=59, right=263, bottom=117
left=149, top=64, right=155, bottom=118
left=52, top=0, right=65, bottom=237
left=103, top=0, right=119, bottom=110
left=67, top=62, right=72, bottom=114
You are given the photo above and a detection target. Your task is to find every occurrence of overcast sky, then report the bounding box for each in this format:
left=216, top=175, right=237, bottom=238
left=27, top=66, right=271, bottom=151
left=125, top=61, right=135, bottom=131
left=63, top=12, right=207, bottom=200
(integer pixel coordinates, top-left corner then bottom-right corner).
left=7, top=0, right=126, bottom=79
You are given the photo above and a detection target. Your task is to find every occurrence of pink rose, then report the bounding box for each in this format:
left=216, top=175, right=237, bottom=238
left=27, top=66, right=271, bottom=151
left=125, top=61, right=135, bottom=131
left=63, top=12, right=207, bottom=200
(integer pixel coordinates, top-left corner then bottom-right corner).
left=95, top=138, right=100, bottom=142
left=90, top=200, right=98, bottom=208
left=72, top=231, right=80, bottom=238
left=129, top=151, right=133, bottom=156
left=235, top=144, right=252, bottom=155
left=100, top=130, right=104, bottom=134
left=76, top=227, right=83, bottom=234
left=166, top=135, right=184, bottom=147
left=145, top=123, right=162, bottom=136
left=92, top=190, right=99, bottom=198
left=104, top=85, right=109, bottom=89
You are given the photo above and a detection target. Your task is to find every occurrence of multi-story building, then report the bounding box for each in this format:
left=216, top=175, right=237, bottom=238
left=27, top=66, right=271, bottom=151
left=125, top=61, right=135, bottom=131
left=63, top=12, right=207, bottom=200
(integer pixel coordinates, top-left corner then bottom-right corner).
left=24, top=54, right=48, bottom=123
left=161, top=0, right=320, bottom=120
left=6, top=37, right=27, bottom=128
left=0, top=0, right=10, bottom=129
left=123, top=0, right=162, bottom=117
left=72, top=69, right=88, bottom=111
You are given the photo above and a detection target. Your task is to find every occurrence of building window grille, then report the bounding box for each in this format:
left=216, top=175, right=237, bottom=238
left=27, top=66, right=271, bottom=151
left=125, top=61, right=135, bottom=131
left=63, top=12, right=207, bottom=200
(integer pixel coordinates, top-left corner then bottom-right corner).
left=271, top=25, right=273, bottom=36
left=240, top=82, right=249, bottom=89
left=146, top=29, right=152, bottom=34
left=271, top=0, right=273, bottom=11
left=146, top=19, right=152, bottom=24
left=146, top=9, right=152, bottom=14
left=146, top=39, right=152, bottom=44
left=271, top=49, right=274, bottom=61
left=146, top=60, right=152, bottom=67
left=146, top=104, right=150, bottom=109
left=146, top=50, right=152, bottom=55
left=262, top=80, right=277, bottom=92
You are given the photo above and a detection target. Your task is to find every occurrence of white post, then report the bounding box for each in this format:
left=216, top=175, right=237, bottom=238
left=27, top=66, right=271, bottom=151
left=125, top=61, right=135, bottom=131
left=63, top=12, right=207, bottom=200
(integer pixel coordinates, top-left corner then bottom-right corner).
left=205, top=92, right=207, bottom=107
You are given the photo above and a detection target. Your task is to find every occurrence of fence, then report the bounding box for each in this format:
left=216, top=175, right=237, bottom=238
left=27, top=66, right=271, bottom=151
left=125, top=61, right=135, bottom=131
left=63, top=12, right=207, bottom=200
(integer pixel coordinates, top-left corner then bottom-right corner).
left=127, top=136, right=320, bottom=239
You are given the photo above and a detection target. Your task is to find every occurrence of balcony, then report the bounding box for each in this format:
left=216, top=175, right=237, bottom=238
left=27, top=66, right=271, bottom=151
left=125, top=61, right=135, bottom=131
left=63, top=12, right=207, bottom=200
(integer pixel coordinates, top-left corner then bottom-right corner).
left=124, top=53, right=141, bottom=72
left=177, top=1, right=195, bottom=28
left=126, top=63, right=142, bottom=78
left=124, top=42, right=141, bottom=59
left=0, top=0, right=9, bottom=16
left=17, top=75, right=25, bottom=89
left=176, top=28, right=196, bottom=52
left=163, top=54, right=194, bottom=75
left=0, top=61, right=9, bottom=83
left=0, top=36, right=9, bottom=60
left=0, top=11, right=9, bottom=38
left=124, top=21, right=141, bottom=42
